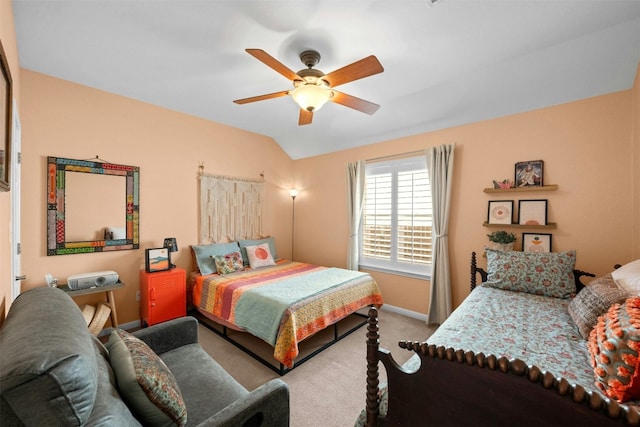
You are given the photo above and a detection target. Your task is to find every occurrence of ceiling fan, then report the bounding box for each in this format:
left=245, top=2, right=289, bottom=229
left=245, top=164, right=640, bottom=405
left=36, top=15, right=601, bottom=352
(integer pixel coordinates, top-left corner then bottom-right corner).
left=233, top=49, right=384, bottom=125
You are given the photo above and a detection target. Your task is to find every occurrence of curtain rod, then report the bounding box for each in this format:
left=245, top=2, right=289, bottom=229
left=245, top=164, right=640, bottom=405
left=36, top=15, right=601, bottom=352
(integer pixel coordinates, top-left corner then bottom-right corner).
left=366, top=149, right=425, bottom=163
left=198, top=171, right=264, bottom=183
left=198, top=162, right=264, bottom=183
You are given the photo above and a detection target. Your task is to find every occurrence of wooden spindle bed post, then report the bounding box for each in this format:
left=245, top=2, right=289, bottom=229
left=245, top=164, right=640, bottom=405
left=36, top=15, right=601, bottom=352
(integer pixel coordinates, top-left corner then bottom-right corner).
left=366, top=306, right=380, bottom=427
left=470, top=251, right=478, bottom=291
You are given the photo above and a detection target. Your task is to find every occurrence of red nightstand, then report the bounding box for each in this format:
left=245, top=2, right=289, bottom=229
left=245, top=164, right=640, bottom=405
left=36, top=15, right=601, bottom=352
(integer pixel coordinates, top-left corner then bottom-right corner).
left=140, top=267, right=186, bottom=326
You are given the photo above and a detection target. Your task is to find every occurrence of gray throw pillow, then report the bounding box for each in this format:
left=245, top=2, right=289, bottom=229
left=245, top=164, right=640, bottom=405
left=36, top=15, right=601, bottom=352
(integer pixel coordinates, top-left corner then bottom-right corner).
left=568, top=273, right=630, bottom=339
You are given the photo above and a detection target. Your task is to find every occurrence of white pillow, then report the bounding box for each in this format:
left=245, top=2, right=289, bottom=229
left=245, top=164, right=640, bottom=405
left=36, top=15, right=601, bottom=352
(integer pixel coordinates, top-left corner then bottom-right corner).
left=612, top=259, right=640, bottom=295
left=245, top=243, right=276, bottom=268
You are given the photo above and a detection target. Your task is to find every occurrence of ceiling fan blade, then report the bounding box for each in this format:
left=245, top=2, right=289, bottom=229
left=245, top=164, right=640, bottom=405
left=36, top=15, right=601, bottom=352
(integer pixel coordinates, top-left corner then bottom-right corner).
left=245, top=49, right=300, bottom=81
left=331, top=91, right=380, bottom=115
left=298, top=109, right=313, bottom=125
left=233, top=90, right=289, bottom=104
left=323, top=55, right=384, bottom=88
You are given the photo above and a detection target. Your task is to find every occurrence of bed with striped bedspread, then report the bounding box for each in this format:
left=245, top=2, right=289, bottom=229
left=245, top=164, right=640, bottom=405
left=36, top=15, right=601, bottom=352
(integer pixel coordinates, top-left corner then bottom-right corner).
left=192, top=260, right=383, bottom=367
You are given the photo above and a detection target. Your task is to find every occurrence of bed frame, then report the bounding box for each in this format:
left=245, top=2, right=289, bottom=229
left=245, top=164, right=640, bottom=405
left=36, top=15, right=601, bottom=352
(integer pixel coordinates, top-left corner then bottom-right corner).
left=194, top=309, right=368, bottom=376
left=364, top=252, right=639, bottom=426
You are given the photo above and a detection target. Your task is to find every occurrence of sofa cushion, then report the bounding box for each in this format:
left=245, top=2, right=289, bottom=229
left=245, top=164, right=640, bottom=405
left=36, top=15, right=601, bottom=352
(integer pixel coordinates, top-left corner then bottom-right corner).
left=612, top=259, right=640, bottom=295
left=483, top=248, right=576, bottom=298
left=0, top=287, right=99, bottom=426
left=589, top=296, right=640, bottom=402
left=159, top=343, right=249, bottom=425
left=107, top=329, right=187, bottom=427
left=568, top=274, right=630, bottom=339
left=87, top=335, right=142, bottom=426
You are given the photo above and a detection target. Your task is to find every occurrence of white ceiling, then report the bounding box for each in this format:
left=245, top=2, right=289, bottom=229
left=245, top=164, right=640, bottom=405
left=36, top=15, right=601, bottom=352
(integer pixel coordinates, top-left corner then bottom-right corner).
left=12, top=0, right=640, bottom=160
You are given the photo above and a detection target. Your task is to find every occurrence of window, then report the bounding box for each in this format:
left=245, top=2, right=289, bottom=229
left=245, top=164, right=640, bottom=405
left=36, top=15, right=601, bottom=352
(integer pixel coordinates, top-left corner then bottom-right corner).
left=360, top=156, right=432, bottom=277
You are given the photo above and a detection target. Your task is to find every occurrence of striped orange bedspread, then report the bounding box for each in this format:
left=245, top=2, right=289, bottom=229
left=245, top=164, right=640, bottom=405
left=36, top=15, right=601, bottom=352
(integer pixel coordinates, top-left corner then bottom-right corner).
left=192, top=260, right=383, bottom=367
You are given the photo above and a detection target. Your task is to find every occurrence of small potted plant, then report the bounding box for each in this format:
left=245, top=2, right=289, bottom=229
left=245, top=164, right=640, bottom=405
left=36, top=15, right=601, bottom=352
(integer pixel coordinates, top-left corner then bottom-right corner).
left=487, top=230, right=516, bottom=251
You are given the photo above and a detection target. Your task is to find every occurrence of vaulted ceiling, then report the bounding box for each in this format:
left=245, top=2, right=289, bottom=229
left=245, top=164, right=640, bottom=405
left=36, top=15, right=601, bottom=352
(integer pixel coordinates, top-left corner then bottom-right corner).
left=13, top=0, right=640, bottom=159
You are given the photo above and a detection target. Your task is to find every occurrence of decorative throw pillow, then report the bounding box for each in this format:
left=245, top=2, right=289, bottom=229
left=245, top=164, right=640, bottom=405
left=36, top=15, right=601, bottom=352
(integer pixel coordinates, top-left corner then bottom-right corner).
left=212, top=251, right=244, bottom=275
left=588, top=296, right=640, bottom=402
left=483, top=248, right=576, bottom=298
left=568, top=274, right=630, bottom=339
left=238, top=236, right=277, bottom=266
left=191, top=242, right=241, bottom=275
left=245, top=242, right=276, bottom=268
left=612, top=259, right=640, bottom=295
left=107, top=329, right=187, bottom=427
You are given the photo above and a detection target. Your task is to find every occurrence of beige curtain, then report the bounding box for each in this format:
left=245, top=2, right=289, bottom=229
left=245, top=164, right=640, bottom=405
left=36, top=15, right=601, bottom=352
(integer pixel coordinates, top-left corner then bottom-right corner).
left=426, top=144, right=455, bottom=325
left=199, top=173, right=263, bottom=244
left=346, top=160, right=365, bottom=270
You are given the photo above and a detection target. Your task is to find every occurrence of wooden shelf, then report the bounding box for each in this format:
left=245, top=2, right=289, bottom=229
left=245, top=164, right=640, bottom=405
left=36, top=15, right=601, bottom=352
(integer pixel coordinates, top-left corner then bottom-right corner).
left=483, top=184, right=558, bottom=193
left=483, top=222, right=557, bottom=229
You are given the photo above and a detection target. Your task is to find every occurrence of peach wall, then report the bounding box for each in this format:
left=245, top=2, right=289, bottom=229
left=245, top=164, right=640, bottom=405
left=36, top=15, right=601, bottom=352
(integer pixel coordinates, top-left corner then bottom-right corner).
left=633, top=63, right=640, bottom=260
left=10, top=48, right=640, bottom=323
left=0, top=0, right=20, bottom=323
left=294, top=90, right=635, bottom=312
left=20, top=70, right=294, bottom=325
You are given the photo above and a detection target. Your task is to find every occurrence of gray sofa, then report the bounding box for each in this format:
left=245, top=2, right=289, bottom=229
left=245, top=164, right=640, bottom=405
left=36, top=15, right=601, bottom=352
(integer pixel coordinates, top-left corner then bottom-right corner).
left=0, top=286, right=290, bottom=426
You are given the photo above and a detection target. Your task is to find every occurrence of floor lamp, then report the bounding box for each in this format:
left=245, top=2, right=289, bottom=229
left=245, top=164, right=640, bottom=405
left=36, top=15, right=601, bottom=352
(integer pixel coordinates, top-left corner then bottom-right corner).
left=289, top=189, right=298, bottom=260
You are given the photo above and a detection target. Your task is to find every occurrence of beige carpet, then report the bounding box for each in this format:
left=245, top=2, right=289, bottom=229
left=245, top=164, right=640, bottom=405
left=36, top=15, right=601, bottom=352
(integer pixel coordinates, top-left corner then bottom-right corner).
left=196, top=308, right=438, bottom=427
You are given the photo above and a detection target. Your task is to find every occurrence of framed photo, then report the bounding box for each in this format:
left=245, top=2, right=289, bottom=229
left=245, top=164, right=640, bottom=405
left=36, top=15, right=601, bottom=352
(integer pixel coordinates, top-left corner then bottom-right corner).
left=487, top=200, right=514, bottom=225
left=522, top=233, right=552, bottom=253
left=145, top=248, right=171, bottom=273
left=514, top=160, right=543, bottom=188
left=0, top=39, right=13, bottom=192
left=518, top=199, right=547, bottom=225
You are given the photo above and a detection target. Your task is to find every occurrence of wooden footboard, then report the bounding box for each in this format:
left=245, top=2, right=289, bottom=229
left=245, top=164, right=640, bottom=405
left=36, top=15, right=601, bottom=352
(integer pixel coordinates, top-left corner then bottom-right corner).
left=365, top=306, right=640, bottom=426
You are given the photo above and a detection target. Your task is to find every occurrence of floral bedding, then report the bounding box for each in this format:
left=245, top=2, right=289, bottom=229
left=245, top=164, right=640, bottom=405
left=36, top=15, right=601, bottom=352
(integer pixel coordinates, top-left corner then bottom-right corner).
left=355, top=284, right=597, bottom=427
left=422, top=284, right=595, bottom=389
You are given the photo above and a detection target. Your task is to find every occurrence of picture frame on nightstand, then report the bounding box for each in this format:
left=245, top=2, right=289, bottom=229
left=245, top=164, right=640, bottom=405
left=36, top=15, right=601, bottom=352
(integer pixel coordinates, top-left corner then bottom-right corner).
left=145, top=248, right=171, bottom=273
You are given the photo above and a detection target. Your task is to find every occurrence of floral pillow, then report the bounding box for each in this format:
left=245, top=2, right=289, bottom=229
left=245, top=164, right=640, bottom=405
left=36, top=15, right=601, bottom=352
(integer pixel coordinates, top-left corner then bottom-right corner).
left=107, top=329, right=187, bottom=426
left=589, top=296, right=640, bottom=402
left=212, top=251, right=244, bottom=275
left=245, top=242, right=276, bottom=268
left=483, top=248, right=576, bottom=298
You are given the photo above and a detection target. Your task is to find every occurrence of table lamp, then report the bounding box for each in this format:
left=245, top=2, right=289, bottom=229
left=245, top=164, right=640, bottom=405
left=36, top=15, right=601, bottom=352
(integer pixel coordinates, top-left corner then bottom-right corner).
left=163, top=237, right=178, bottom=269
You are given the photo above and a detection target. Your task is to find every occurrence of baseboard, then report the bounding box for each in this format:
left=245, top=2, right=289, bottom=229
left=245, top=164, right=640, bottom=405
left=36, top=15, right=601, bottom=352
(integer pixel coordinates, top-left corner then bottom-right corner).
left=379, top=304, right=427, bottom=322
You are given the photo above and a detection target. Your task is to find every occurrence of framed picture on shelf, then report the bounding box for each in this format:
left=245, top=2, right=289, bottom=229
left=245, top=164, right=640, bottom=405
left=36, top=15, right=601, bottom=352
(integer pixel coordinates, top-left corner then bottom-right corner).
left=487, top=200, right=514, bottom=225
left=518, top=199, right=547, bottom=225
left=514, top=160, right=543, bottom=188
left=145, top=248, right=171, bottom=273
left=522, top=233, right=552, bottom=253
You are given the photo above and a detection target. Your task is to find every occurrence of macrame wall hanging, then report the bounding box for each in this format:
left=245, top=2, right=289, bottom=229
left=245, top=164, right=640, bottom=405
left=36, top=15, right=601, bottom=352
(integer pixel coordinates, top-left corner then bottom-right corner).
left=198, top=169, right=264, bottom=244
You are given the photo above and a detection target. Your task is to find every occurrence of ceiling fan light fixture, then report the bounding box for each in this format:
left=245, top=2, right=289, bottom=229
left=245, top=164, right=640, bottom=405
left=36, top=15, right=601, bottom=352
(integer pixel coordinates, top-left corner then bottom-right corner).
left=290, top=84, right=332, bottom=112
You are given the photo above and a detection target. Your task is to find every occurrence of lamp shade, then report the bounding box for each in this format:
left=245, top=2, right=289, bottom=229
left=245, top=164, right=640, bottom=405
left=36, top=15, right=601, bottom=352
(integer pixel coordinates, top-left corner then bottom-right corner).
left=163, top=237, right=178, bottom=253
left=290, top=84, right=332, bottom=112
left=289, top=189, right=299, bottom=199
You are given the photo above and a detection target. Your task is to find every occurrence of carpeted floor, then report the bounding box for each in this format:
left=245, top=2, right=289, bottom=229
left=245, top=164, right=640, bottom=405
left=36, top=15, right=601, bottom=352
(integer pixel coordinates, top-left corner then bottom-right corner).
left=196, top=308, right=438, bottom=427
